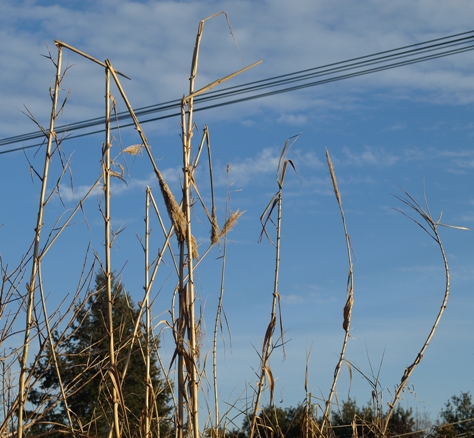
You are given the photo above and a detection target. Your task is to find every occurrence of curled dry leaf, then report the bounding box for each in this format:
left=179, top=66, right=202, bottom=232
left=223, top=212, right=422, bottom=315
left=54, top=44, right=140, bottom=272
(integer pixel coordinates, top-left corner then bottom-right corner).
left=263, top=365, right=275, bottom=406
left=343, top=295, right=354, bottom=332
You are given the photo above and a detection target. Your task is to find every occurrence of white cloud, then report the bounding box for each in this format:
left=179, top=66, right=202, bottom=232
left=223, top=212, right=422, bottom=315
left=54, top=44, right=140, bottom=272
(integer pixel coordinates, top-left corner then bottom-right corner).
left=58, top=181, right=102, bottom=203
left=438, top=150, right=474, bottom=170
left=292, top=149, right=325, bottom=171
left=216, top=147, right=280, bottom=186
left=280, top=293, right=305, bottom=305
left=385, top=123, right=407, bottom=131
left=3, top=0, right=474, bottom=141
left=341, top=146, right=400, bottom=167
left=211, top=145, right=325, bottom=189
left=58, top=167, right=181, bottom=203
left=277, top=114, right=307, bottom=126
left=459, top=214, right=474, bottom=223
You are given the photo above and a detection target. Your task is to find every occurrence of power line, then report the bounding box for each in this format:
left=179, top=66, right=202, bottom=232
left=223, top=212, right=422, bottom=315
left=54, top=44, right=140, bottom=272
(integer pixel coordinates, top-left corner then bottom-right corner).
left=1, top=29, right=474, bottom=155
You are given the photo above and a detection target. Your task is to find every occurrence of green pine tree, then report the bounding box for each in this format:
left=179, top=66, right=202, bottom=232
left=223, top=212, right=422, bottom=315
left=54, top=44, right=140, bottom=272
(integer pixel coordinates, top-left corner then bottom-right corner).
left=331, top=398, right=418, bottom=438
left=27, top=272, right=171, bottom=437
left=429, top=392, right=474, bottom=438
left=241, top=405, right=305, bottom=438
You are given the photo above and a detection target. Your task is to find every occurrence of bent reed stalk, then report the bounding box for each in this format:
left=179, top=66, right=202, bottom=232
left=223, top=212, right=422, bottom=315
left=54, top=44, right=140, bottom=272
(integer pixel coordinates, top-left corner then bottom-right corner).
left=382, top=189, right=463, bottom=435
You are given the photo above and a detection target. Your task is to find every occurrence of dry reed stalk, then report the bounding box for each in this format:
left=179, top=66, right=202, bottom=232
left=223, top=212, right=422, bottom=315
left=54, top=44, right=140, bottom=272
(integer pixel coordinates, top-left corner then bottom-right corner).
left=183, top=13, right=219, bottom=353
left=187, top=61, right=262, bottom=101
left=45, top=40, right=132, bottom=437
left=178, top=14, right=215, bottom=436
left=104, top=66, right=121, bottom=438
left=250, top=136, right=299, bottom=438
left=36, top=267, right=78, bottom=435
left=55, top=40, right=130, bottom=79
left=105, top=60, right=194, bottom=259
left=382, top=188, right=468, bottom=435
left=16, top=44, right=63, bottom=438
left=179, top=94, right=198, bottom=438
left=13, top=260, right=95, bottom=434
left=10, top=261, right=97, bottom=436
left=144, top=187, right=152, bottom=438
left=139, top=189, right=189, bottom=434
left=303, top=350, right=324, bottom=438
left=176, top=13, right=251, bottom=437
left=144, top=14, right=256, bottom=437
left=191, top=126, right=221, bottom=246
left=148, top=190, right=180, bottom=274
left=41, top=176, right=102, bottom=256
left=0, top=252, right=32, bottom=436
left=321, top=149, right=354, bottom=433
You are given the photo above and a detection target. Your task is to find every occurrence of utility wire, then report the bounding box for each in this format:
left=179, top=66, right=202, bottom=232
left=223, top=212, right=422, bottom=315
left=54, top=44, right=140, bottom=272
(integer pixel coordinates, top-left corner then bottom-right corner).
left=1, top=30, right=474, bottom=155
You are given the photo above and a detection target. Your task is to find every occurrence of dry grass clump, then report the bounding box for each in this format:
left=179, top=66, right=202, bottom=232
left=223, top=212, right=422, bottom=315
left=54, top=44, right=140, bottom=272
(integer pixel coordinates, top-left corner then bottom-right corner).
left=216, top=209, right=244, bottom=244
left=123, top=143, right=143, bottom=156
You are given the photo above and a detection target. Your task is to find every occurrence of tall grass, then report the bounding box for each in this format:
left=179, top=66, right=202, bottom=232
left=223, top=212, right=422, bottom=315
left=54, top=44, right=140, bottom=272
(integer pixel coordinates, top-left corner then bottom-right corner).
left=0, top=13, right=467, bottom=438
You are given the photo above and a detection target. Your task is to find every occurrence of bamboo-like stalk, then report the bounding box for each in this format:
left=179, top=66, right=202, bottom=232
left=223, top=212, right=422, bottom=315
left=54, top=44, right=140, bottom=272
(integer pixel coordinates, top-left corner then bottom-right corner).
left=17, top=44, right=62, bottom=438
left=250, top=136, right=298, bottom=438
left=382, top=190, right=455, bottom=435
left=104, top=48, right=260, bottom=438
left=104, top=66, right=120, bottom=438
left=145, top=187, right=152, bottom=438
left=120, top=192, right=178, bottom=385
left=176, top=259, right=185, bottom=438
left=176, top=15, right=212, bottom=438
left=180, top=94, right=199, bottom=438
left=179, top=17, right=261, bottom=436
left=106, top=60, right=190, bottom=259
left=320, top=149, right=354, bottom=432
left=54, top=40, right=130, bottom=79
left=249, top=186, right=281, bottom=438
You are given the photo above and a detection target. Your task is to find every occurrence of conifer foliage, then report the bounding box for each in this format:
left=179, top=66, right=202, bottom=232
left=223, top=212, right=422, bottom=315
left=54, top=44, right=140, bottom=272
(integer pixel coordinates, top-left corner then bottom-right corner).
left=28, top=272, right=171, bottom=437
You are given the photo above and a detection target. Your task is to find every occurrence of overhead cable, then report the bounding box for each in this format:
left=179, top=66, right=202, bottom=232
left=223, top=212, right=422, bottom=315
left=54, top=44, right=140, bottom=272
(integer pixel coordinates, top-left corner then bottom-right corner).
left=1, top=30, right=474, bottom=155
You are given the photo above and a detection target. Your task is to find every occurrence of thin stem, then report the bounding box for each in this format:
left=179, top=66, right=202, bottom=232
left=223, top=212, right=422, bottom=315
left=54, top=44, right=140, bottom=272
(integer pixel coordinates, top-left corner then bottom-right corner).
left=321, top=149, right=354, bottom=431
left=54, top=40, right=130, bottom=79
left=249, top=136, right=299, bottom=438
left=17, top=44, right=62, bottom=438
left=176, top=15, right=208, bottom=438
left=145, top=187, right=151, bottom=438
left=37, top=267, right=76, bottom=435
left=249, top=189, right=282, bottom=438
left=104, top=66, right=120, bottom=438
left=176, top=102, right=187, bottom=438
left=212, top=166, right=232, bottom=429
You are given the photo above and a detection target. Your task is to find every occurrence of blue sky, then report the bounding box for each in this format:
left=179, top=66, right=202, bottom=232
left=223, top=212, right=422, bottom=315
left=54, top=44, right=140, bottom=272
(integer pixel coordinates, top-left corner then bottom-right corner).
left=1, top=0, right=474, bottom=428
